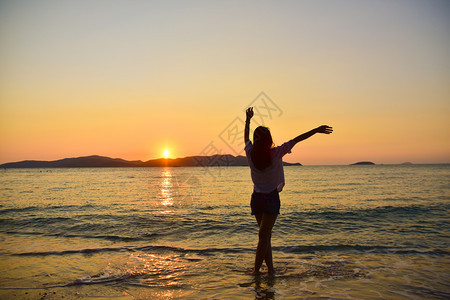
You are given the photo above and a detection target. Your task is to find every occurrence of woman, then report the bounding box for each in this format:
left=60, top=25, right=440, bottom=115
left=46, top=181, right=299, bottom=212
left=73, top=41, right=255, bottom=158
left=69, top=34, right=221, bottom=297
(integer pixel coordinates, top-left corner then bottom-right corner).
left=244, top=107, right=332, bottom=275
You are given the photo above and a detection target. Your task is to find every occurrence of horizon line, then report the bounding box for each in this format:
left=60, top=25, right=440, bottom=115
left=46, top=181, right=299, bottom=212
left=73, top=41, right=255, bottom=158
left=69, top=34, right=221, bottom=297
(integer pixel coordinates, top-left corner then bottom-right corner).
left=1, top=154, right=449, bottom=167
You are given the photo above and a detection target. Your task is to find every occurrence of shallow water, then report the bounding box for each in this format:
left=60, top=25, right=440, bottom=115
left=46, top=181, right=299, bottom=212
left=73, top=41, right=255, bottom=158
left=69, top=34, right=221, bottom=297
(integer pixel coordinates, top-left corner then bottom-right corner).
left=0, top=165, right=449, bottom=299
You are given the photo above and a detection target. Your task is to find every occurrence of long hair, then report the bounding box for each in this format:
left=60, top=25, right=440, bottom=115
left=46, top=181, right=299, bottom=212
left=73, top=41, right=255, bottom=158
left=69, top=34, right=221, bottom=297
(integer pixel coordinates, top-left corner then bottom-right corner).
left=251, top=126, right=274, bottom=171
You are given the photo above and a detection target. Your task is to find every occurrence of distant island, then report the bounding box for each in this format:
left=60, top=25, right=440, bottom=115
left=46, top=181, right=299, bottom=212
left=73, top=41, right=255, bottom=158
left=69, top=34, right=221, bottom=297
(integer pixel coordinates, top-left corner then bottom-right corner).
left=350, top=161, right=375, bottom=165
left=0, top=155, right=302, bottom=168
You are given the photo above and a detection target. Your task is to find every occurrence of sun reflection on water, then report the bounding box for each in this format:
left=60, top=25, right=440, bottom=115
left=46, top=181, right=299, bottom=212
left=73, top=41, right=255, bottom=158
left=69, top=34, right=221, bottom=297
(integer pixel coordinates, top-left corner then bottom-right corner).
left=119, top=253, right=188, bottom=291
left=160, top=168, right=174, bottom=213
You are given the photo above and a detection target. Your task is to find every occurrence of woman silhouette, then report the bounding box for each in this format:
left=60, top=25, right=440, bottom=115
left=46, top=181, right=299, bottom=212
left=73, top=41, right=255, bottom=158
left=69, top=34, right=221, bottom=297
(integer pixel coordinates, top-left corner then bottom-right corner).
left=244, top=107, right=332, bottom=275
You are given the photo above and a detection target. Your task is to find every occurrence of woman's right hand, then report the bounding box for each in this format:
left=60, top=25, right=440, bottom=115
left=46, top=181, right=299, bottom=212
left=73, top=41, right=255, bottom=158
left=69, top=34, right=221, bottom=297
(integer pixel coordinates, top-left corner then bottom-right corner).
left=246, top=107, right=254, bottom=120
left=316, top=125, right=333, bottom=134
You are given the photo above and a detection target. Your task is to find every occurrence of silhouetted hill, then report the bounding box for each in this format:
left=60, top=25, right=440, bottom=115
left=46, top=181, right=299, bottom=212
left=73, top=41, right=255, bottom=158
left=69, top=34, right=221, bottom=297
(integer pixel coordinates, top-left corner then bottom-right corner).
left=350, top=161, right=375, bottom=165
left=0, top=155, right=143, bottom=168
left=0, top=155, right=302, bottom=168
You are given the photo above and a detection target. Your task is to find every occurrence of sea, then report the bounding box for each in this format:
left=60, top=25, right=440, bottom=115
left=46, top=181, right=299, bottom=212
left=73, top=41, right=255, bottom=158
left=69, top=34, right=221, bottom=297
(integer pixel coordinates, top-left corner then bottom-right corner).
left=0, top=165, right=449, bottom=299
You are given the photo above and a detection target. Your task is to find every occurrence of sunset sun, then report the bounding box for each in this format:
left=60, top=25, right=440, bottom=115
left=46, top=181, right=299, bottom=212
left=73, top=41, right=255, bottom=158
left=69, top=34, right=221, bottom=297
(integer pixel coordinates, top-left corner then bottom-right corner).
left=163, top=150, right=170, bottom=158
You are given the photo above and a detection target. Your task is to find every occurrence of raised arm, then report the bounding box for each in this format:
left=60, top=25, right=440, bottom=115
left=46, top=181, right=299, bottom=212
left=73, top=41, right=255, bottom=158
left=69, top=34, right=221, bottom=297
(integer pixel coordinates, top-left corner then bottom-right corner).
left=292, top=125, right=333, bottom=146
left=244, top=107, right=254, bottom=144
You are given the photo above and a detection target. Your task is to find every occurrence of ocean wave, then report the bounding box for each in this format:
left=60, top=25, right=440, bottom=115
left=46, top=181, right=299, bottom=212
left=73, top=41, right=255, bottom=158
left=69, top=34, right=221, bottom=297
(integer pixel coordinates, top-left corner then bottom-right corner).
left=1, top=231, right=159, bottom=242
left=283, top=203, right=450, bottom=222
left=1, top=202, right=446, bottom=218
left=13, top=246, right=135, bottom=256
left=11, top=244, right=449, bottom=257
left=1, top=203, right=447, bottom=246
left=0, top=206, right=40, bottom=214
left=55, top=233, right=159, bottom=242
left=274, top=245, right=450, bottom=256
left=0, top=204, right=98, bottom=214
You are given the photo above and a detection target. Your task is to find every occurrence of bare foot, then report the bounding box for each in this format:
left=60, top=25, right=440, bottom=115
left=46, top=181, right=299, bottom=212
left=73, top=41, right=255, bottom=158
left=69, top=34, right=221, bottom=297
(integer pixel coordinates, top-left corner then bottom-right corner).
left=246, top=268, right=261, bottom=276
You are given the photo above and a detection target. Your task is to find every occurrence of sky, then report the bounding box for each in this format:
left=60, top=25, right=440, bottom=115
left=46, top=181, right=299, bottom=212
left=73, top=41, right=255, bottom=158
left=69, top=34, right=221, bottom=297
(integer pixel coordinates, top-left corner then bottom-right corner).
left=1, top=0, right=449, bottom=165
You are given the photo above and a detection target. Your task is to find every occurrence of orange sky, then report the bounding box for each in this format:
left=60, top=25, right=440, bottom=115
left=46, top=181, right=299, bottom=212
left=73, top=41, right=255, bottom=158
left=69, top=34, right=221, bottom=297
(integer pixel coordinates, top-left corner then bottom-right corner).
left=1, top=0, right=449, bottom=165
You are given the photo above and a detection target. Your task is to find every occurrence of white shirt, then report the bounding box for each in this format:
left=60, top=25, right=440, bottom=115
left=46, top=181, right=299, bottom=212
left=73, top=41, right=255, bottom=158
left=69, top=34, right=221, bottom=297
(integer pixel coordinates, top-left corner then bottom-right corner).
left=245, top=139, right=295, bottom=193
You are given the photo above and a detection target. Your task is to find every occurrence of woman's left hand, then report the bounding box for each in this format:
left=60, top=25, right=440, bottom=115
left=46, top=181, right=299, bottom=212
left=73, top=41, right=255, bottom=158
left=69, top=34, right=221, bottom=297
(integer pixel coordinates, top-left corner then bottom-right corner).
left=246, top=107, right=254, bottom=120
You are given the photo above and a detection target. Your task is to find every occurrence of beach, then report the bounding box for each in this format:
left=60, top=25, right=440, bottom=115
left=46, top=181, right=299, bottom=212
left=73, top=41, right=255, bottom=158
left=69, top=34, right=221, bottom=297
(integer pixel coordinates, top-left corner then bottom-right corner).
left=0, top=165, right=449, bottom=299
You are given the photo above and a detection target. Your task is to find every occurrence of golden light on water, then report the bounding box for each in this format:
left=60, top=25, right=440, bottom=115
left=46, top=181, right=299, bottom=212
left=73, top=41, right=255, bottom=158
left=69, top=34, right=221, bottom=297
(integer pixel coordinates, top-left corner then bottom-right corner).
left=160, top=169, right=174, bottom=211
left=123, top=253, right=186, bottom=293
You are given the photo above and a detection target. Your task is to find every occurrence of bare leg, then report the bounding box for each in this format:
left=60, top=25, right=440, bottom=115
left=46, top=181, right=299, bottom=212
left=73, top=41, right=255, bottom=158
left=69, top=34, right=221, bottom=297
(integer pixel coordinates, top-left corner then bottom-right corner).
left=256, top=214, right=275, bottom=274
left=253, top=213, right=277, bottom=275
left=265, top=239, right=274, bottom=275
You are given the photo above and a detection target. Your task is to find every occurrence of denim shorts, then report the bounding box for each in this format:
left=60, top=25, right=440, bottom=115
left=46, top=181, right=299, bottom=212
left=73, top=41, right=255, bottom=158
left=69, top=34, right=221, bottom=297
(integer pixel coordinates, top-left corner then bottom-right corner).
left=250, top=189, right=280, bottom=215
